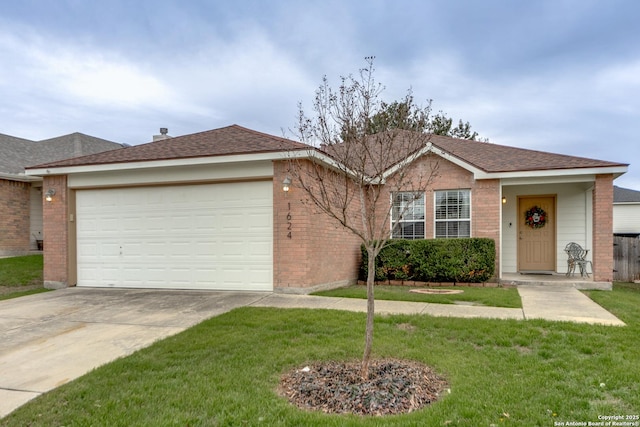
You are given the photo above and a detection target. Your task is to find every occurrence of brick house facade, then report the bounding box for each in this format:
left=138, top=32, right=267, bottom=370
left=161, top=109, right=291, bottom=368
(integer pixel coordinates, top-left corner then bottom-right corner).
left=26, top=125, right=627, bottom=291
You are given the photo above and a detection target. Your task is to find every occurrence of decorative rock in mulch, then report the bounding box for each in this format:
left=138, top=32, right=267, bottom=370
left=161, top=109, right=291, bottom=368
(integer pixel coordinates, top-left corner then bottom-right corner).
left=279, top=359, right=449, bottom=416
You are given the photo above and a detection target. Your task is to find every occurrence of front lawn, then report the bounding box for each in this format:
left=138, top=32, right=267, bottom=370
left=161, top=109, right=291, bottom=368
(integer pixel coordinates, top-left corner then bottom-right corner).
left=2, top=284, right=639, bottom=426
left=314, top=284, right=522, bottom=308
left=0, top=255, right=48, bottom=300
left=0, top=255, right=43, bottom=286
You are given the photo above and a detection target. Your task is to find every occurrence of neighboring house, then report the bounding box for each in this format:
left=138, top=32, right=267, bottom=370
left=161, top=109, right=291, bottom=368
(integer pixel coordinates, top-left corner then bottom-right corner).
left=25, top=125, right=628, bottom=291
left=0, top=132, right=125, bottom=256
left=612, top=186, right=640, bottom=282
left=613, top=185, right=640, bottom=236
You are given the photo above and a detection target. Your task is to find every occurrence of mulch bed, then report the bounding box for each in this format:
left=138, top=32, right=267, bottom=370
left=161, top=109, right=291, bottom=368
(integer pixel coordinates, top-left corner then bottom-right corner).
left=279, top=359, right=448, bottom=416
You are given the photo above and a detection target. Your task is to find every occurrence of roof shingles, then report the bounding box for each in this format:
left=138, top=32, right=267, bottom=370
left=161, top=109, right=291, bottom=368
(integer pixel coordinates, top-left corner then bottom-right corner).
left=31, top=125, right=308, bottom=169
left=614, top=186, right=640, bottom=203
left=428, top=134, right=626, bottom=173
left=1, top=132, right=124, bottom=175
left=26, top=125, right=627, bottom=176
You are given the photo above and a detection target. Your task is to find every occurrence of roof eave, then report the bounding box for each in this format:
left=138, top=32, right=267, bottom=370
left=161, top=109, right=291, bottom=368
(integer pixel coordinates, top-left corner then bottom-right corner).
left=25, top=150, right=306, bottom=176
left=0, top=172, right=42, bottom=182
left=484, top=165, right=628, bottom=181
left=426, top=144, right=488, bottom=178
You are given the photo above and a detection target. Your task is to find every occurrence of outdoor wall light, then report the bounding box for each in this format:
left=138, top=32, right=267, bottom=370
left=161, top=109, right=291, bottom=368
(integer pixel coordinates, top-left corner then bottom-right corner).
left=45, top=189, right=56, bottom=202
left=282, top=177, right=292, bottom=193
left=502, top=196, right=507, bottom=204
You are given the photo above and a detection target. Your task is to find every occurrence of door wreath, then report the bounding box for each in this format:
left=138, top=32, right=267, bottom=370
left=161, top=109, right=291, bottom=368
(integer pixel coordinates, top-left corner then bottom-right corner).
left=525, top=206, right=546, bottom=229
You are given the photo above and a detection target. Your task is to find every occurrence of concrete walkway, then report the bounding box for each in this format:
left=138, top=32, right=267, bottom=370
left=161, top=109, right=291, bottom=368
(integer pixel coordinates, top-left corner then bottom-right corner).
left=0, top=286, right=624, bottom=418
left=517, top=286, right=624, bottom=325
left=252, top=286, right=625, bottom=326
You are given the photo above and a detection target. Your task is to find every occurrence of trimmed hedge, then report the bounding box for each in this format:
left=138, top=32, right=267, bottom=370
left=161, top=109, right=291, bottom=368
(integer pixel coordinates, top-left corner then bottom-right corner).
left=360, top=238, right=496, bottom=283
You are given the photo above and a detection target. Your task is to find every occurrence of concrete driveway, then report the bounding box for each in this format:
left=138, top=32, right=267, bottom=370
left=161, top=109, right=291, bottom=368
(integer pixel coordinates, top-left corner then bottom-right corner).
left=0, top=288, right=267, bottom=418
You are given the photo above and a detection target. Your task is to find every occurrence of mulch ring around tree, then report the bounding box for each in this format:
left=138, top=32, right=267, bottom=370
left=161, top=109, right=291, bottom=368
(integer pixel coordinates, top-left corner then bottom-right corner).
left=278, top=359, right=449, bottom=416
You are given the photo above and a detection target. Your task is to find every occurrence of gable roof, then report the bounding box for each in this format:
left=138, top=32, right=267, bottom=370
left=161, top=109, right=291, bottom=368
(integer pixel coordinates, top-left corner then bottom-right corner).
left=319, top=130, right=627, bottom=180
left=0, top=132, right=125, bottom=177
left=428, top=134, right=626, bottom=173
left=25, top=125, right=627, bottom=181
left=29, top=125, right=308, bottom=169
left=614, top=186, right=640, bottom=203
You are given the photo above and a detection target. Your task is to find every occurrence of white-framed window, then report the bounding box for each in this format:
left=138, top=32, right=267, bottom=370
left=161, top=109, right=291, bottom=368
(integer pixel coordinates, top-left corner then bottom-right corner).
left=391, top=192, right=425, bottom=239
left=435, top=190, right=471, bottom=238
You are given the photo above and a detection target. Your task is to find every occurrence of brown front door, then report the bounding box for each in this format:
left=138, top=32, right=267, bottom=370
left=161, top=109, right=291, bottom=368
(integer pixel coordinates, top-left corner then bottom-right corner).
left=518, top=195, right=556, bottom=272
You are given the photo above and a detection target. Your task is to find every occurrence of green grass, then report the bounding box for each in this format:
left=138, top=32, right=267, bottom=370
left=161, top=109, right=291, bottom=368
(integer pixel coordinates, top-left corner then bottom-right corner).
left=0, top=255, right=43, bottom=287
left=314, top=284, right=522, bottom=308
left=0, top=255, right=47, bottom=300
left=3, top=284, right=639, bottom=426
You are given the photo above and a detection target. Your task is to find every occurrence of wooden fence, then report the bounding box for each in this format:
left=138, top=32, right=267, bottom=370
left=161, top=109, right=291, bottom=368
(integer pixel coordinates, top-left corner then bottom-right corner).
left=613, top=235, right=640, bottom=282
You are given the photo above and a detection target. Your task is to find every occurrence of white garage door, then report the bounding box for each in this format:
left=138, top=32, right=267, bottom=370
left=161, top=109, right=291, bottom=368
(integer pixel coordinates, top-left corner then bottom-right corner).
left=76, top=181, right=273, bottom=291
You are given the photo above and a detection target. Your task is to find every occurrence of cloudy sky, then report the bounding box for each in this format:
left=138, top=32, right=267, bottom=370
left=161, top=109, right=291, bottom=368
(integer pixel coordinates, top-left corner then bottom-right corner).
left=1, top=0, right=639, bottom=188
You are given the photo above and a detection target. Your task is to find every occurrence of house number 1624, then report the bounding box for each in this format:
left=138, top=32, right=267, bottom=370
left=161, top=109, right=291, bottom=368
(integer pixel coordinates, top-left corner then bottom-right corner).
left=286, top=202, right=292, bottom=239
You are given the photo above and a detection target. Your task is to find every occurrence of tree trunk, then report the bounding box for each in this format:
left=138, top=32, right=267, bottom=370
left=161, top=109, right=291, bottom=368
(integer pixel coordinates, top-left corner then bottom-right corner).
left=361, top=247, right=376, bottom=379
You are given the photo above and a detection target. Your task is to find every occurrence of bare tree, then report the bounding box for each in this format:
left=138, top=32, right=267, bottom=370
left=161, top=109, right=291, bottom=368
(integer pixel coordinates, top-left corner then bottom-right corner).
left=290, top=57, right=439, bottom=378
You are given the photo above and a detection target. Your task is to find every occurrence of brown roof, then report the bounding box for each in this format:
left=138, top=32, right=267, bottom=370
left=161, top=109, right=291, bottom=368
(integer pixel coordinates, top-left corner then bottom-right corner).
left=428, top=134, right=627, bottom=173
left=320, top=130, right=626, bottom=176
left=29, top=125, right=308, bottom=169
left=28, top=125, right=626, bottom=175
left=321, top=129, right=431, bottom=176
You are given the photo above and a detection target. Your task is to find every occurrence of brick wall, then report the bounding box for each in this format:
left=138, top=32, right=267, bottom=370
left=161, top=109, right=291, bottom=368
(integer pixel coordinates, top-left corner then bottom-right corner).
left=273, top=154, right=503, bottom=291
left=273, top=160, right=362, bottom=292
left=42, top=175, right=69, bottom=289
left=472, top=179, right=501, bottom=275
left=592, top=174, right=613, bottom=282
left=383, top=154, right=500, bottom=276
left=0, top=179, right=30, bottom=255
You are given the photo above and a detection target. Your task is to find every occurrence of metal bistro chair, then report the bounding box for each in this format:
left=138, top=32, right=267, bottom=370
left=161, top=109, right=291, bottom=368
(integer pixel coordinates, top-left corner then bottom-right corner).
left=564, top=242, right=593, bottom=277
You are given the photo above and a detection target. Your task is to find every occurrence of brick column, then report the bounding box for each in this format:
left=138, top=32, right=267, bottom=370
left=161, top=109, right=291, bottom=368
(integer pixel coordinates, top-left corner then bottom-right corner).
left=273, top=160, right=311, bottom=290
left=473, top=179, right=501, bottom=279
left=42, top=175, right=69, bottom=289
left=592, top=174, right=613, bottom=282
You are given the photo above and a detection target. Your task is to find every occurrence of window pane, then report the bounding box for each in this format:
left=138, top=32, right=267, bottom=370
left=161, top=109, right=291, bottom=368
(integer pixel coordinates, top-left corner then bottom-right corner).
left=459, top=221, right=470, bottom=237
left=460, top=191, right=471, bottom=205
left=391, top=192, right=425, bottom=239
left=447, top=222, right=458, bottom=237
left=434, top=189, right=471, bottom=239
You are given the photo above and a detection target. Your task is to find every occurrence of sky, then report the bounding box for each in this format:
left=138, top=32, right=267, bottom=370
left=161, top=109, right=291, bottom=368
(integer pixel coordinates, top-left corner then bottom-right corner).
left=1, top=0, right=639, bottom=189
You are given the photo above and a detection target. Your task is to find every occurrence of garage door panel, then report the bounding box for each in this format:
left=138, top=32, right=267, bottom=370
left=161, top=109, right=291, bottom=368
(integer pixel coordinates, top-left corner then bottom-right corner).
left=76, top=181, right=273, bottom=291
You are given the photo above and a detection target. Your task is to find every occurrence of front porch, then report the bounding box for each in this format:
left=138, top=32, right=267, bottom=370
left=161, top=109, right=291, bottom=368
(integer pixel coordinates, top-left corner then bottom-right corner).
left=500, top=272, right=612, bottom=290
left=500, top=174, right=614, bottom=284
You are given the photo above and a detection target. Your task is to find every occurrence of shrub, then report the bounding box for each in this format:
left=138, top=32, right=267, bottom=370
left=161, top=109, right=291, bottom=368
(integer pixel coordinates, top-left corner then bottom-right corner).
left=361, top=238, right=495, bottom=283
